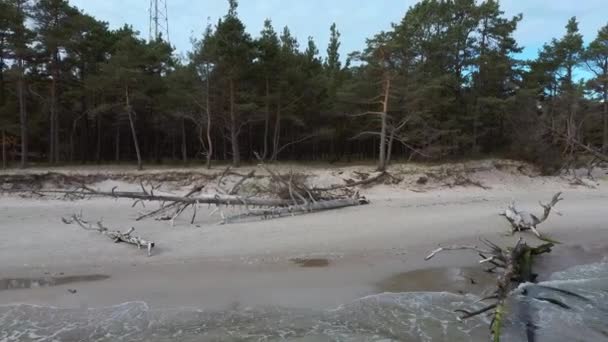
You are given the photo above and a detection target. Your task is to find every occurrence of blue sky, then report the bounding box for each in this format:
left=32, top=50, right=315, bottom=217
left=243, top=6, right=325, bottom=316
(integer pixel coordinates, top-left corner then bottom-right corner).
left=70, top=0, right=608, bottom=61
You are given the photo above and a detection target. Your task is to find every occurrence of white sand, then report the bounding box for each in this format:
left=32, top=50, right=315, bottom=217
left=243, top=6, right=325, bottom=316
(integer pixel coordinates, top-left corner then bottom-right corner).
left=0, top=160, right=607, bottom=310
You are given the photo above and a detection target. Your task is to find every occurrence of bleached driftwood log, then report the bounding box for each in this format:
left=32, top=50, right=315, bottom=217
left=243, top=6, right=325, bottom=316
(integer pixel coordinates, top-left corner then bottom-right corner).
left=223, top=196, right=369, bottom=223
left=62, top=215, right=155, bottom=256
left=500, top=192, right=563, bottom=238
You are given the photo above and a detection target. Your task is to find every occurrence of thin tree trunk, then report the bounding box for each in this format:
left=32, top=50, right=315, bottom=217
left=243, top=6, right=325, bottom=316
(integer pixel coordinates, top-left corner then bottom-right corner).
left=205, top=69, right=213, bottom=169
left=126, top=86, right=143, bottom=170
left=69, top=127, right=74, bottom=163
left=181, top=118, right=187, bottom=163
left=262, top=77, right=270, bottom=160
left=49, top=78, right=55, bottom=164
left=271, top=90, right=282, bottom=161
left=603, top=88, right=607, bottom=153
left=95, top=116, right=101, bottom=162
left=50, top=57, right=60, bottom=164
left=2, top=129, right=6, bottom=169
left=378, top=77, right=390, bottom=172
left=386, top=126, right=395, bottom=166
left=205, top=107, right=213, bottom=169
left=229, top=79, right=240, bottom=167
left=18, top=61, right=27, bottom=169
left=115, top=125, right=120, bottom=162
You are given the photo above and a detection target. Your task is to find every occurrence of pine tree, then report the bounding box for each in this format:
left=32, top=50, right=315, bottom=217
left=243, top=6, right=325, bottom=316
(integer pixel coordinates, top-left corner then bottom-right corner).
left=584, top=24, right=608, bottom=151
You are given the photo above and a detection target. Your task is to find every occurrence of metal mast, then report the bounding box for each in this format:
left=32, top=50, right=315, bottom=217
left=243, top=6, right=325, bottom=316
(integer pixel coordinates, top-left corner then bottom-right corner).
left=148, top=0, right=170, bottom=42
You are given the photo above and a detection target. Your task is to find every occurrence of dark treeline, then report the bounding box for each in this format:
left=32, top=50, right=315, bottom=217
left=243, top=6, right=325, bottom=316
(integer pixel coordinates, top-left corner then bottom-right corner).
left=1, top=0, right=607, bottom=171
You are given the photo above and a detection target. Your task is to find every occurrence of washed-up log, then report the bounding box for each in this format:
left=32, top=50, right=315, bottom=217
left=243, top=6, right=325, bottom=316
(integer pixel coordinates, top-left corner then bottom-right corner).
left=426, top=238, right=558, bottom=342
left=62, top=215, right=155, bottom=256
left=500, top=192, right=563, bottom=238
left=52, top=187, right=292, bottom=207
left=223, top=196, right=369, bottom=223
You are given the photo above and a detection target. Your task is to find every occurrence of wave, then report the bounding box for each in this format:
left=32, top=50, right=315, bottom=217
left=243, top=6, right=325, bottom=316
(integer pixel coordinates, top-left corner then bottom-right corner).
left=1, top=263, right=606, bottom=342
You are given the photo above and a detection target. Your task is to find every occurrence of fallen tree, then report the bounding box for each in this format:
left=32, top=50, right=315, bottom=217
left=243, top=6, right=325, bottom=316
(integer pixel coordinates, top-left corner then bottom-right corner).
left=425, top=238, right=583, bottom=342
left=500, top=192, right=563, bottom=238
left=62, top=214, right=155, bottom=256
left=45, top=162, right=370, bottom=225
left=222, top=196, right=369, bottom=223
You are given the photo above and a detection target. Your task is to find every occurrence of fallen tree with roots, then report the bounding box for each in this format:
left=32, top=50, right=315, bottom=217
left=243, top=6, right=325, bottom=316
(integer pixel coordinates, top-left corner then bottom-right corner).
left=500, top=192, right=563, bottom=238
left=426, top=238, right=588, bottom=342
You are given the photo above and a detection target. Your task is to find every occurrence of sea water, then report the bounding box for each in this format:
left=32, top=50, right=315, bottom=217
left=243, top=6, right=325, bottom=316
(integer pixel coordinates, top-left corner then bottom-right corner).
left=1, top=263, right=607, bottom=342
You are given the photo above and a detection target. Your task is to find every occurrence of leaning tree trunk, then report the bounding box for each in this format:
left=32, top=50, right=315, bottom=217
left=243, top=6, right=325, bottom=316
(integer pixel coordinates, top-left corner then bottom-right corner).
left=378, top=76, right=390, bottom=172
left=125, top=86, right=143, bottom=171
left=229, top=78, right=240, bottom=167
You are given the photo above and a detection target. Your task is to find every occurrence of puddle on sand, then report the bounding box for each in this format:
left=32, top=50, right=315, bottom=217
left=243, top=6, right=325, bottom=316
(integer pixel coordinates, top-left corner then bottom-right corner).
left=378, top=244, right=608, bottom=296
left=0, top=274, right=110, bottom=291
left=291, top=258, right=330, bottom=268
left=378, top=267, right=496, bottom=295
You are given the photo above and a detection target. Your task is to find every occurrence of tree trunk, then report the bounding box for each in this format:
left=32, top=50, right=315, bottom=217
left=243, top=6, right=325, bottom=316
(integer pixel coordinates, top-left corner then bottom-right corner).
left=181, top=118, right=188, bottom=163
left=378, top=77, right=390, bottom=172
left=205, top=69, right=213, bottom=169
left=224, top=197, right=367, bottom=223
left=126, top=86, right=143, bottom=170
left=386, top=126, right=395, bottom=166
left=95, top=115, right=101, bottom=163
left=115, top=125, right=120, bottom=162
left=603, top=88, right=607, bottom=153
left=229, top=79, right=240, bottom=167
left=262, top=77, right=271, bottom=160
left=49, top=58, right=60, bottom=164
left=2, top=129, right=6, bottom=169
left=49, top=78, right=55, bottom=164
left=17, top=61, right=27, bottom=169
left=271, top=90, right=282, bottom=161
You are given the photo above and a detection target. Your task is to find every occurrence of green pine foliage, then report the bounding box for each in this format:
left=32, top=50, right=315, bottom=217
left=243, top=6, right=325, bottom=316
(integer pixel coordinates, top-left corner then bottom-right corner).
left=0, top=0, right=606, bottom=169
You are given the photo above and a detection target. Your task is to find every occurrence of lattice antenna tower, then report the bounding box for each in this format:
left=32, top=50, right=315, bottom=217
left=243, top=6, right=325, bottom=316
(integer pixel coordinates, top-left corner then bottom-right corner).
left=148, top=0, right=170, bottom=43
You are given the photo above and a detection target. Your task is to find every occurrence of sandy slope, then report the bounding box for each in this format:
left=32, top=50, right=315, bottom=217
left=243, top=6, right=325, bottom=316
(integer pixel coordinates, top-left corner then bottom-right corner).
left=0, top=160, right=607, bottom=311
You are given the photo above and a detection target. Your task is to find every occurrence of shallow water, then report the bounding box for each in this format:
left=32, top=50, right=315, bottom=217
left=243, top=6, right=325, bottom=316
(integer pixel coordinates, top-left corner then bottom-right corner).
left=1, top=263, right=606, bottom=342
left=0, top=275, right=110, bottom=291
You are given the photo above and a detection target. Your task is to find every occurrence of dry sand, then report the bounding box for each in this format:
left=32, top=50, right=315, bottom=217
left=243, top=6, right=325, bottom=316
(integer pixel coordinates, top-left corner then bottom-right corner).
left=0, top=160, right=607, bottom=311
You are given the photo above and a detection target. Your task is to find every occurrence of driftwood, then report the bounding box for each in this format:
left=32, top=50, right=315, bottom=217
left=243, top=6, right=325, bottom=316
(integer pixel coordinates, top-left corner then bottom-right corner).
left=223, top=196, right=369, bottom=223
left=426, top=238, right=556, bottom=342
left=500, top=192, right=563, bottom=238
left=312, top=171, right=393, bottom=191
left=62, top=215, right=155, bottom=256
left=46, top=169, right=368, bottom=225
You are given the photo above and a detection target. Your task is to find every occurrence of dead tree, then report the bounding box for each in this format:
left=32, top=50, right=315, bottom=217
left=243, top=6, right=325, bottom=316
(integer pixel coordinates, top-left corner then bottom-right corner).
left=125, top=86, right=143, bottom=171
left=62, top=214, right=155, bottom=256
left=500, top=192, right=563, bottom=238
left=426, top=238, right=559, bottom=342
left=45, top=164, right=369, bottom=225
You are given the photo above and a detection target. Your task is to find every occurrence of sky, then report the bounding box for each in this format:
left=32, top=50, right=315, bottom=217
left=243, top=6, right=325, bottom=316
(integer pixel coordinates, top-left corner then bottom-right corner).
left=69, top=0, right=608, bottom=61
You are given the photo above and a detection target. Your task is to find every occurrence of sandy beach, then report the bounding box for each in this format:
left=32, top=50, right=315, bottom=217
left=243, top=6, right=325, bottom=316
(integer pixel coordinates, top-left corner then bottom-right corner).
left=1, top=160, right=606, bottom=316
